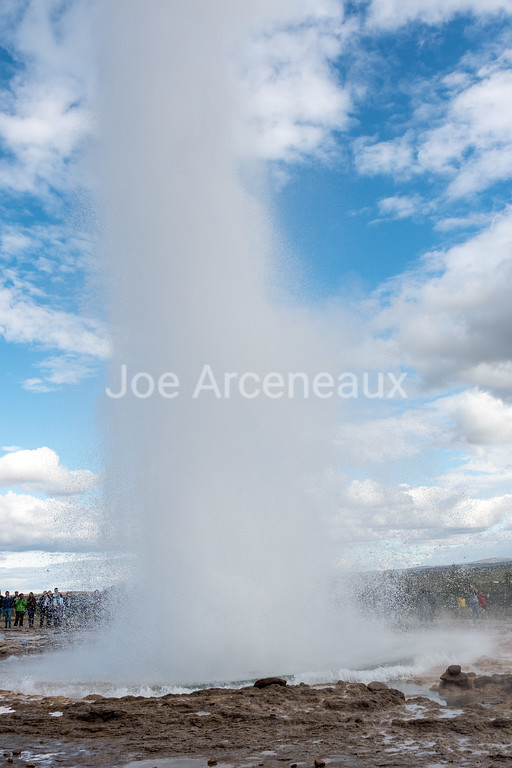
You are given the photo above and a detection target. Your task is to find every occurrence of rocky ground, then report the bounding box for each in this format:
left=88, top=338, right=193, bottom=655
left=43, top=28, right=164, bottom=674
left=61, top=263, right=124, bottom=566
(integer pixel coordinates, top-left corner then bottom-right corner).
left=1, top=625, right=512, bottom=767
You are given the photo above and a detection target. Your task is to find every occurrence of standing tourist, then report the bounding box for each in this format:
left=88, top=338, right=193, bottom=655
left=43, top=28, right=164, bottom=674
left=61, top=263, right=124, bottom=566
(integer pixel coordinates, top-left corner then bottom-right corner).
left=478, top=593, right=487, bottom=613
left=3, top=591, right=13, bottom=629
left=38, top=591, right=50, bottom=627
left=26, top=592, right=37, bottom=628
left=13, top=593, right=27, bottom=627
left=467, top=586, right=480, bottom=625
left=53, top=590, right=64, bottom=628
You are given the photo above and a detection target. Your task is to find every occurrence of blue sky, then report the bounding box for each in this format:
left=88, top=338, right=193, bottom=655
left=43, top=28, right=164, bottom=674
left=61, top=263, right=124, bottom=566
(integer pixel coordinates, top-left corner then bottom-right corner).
left=2, top=0, right=512, bottom=589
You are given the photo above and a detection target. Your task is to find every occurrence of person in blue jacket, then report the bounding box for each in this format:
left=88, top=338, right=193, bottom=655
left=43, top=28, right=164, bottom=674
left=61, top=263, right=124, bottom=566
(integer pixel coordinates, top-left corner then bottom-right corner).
left=3, top=591, right=13, bottom=628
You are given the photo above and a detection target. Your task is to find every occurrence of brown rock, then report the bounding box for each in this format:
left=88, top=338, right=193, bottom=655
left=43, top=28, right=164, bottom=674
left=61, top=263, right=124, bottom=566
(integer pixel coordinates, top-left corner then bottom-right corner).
left=253, top=677, right=287, bottom=688
left=492, top=718, right=512, bottom=728
left=440, top=666, right=471, bottom=689
left=66, top=703, right=125, bottom=721
left=367, top=681, right=389, bottom=692
left=314, top=760, right=325, bottom=767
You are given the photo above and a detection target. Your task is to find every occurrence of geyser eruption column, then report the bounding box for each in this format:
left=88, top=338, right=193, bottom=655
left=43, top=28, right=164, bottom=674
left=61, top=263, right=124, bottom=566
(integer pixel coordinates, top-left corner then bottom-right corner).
left=101, top=1, right=342, bottom=683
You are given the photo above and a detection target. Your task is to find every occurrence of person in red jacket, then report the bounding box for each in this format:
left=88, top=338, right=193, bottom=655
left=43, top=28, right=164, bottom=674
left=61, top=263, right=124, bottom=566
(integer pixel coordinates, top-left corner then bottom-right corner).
left=478, top=593, right=487, bottom=611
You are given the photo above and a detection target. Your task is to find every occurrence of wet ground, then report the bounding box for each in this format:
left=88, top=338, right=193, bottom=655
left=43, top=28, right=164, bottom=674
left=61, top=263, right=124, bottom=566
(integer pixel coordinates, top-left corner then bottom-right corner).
left=1, top=622, right=512, bottom=767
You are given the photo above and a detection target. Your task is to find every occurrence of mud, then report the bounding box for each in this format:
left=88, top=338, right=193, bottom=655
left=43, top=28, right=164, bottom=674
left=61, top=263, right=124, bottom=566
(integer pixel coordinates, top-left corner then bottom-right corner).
left=1, top=625, right=512, bottom=767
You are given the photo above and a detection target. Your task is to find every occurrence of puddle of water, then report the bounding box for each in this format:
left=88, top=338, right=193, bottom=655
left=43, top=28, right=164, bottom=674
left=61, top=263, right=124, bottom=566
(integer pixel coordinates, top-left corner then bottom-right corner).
left=438, top=707, right=464, bottom=719
left=403, top=701, right=465, bottom=721
left=0, top=705, right=15, bottom=714
left=392, top=682, right=442, bottom=702
left=10, top=752, right=61, bottom=768
left=123, top=761, right=233, bottom=768
left=49, top=710, right=63, bottom=717
left=404, top=703, right=427, bottom=720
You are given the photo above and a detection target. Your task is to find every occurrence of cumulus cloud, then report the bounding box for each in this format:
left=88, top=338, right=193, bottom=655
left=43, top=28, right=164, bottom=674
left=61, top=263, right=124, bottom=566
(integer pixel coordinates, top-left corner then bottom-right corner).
left=233, top=2, right=354, bottom=162
left=354, top=135, right=415, bottom=177
left=0, top=81, right=89, bottom=198
left=0, top=447, right=97, bottom=496
left=0, top=0, right=96, bottom=203
left=422, top=68, right=512, bottom=198
left=336, top=475, right=511, bottom=546
left=365, top=0, right=512, bottom=29
left=0, top=280, right=109, bottom=358
left=0, top=490, right=98, bottom=552
left=377, top=194, right=427, bottom=220
left=376, top=207, right=512, bottom=397
left=0, top=1, right=108, bottom=389
left=450, top=390, right=512, bottom=445
left=354, top=55, right=512, bottom=201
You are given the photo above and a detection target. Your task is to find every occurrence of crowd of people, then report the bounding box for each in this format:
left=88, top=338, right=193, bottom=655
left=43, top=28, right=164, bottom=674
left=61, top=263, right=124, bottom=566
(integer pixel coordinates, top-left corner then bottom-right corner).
left=417, top=583, right=489, bottom=625
left=0, top=588, right=104, bottom=629
left=458, top=585, right=488, bottom=625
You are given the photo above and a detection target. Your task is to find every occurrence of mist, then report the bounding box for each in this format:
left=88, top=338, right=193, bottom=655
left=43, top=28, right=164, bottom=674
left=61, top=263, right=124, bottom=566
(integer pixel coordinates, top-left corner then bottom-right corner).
left=94, top=0, right=359, bottom=684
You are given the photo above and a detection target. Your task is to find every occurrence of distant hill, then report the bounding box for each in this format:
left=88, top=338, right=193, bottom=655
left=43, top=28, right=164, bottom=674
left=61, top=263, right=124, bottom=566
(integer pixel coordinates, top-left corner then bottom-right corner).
left=470, top=558, right=512, bottom=564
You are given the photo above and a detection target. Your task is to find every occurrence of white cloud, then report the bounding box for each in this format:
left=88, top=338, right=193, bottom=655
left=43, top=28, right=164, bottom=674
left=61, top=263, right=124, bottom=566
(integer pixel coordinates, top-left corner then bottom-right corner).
left=234, top=4, right=354, bottom=162
left=354, top=58, right=512, bottom=200
left=376, top=207, right=512, bottom=397
left=366, top=0, right=512, bottom=29
left=21, top=353, right=100, bottom=392
left=354, top=135, right=415, bottom=177
left=423, top=68, right=512, bottom=198
left=0, top=229, right=32, bottom=256
left=0, top=490, right=98, bottom=552
left=0, top=280, right=109, bottom=358
left=0, top=0, right=97, bottom=203
left=0, top=2, right=106, bottom=390
left=335, top=409, right=441, bottom=466
left=377, top=194, right=426, bottom=220
left=0, top=447, right=97, bottom=496
left=336, top=475, right=511, bottom=545
left=0, top=82, right=89, bottom=197
left=450, top=390, right=512, bottom=445
left=0, top=222, right=94, bottom=276
left=21, top=378, right=54, bottom=394
left=434, top=212, right=494, bottom=232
